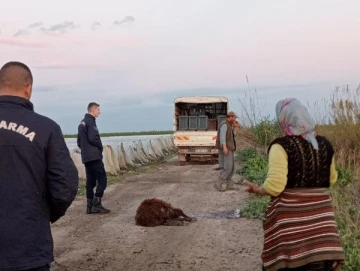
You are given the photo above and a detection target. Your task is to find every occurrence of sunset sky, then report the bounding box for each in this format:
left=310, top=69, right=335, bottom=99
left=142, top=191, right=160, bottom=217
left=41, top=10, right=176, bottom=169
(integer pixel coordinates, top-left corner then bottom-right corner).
left=1, top=0, right=359, bottom=133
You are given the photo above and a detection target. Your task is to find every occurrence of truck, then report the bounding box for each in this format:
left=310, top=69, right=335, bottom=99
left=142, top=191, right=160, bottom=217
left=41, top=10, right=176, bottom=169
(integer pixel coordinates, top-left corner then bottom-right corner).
left=173, top=96, right=229, bottom=165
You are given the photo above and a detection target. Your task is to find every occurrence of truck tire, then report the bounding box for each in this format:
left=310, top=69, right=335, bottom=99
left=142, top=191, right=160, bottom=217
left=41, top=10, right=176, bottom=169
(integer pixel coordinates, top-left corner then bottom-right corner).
left=178, top=153, right=186, bottom=166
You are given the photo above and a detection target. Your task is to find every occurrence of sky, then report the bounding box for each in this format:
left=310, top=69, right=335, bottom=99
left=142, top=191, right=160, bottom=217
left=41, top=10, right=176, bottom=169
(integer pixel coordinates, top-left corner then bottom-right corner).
left=1, top=0, right=359, bottom=134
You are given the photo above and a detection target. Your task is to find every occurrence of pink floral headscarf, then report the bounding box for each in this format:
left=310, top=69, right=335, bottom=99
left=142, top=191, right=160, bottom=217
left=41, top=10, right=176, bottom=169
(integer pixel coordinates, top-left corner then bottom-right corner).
left=276, top=98, right=318, bottom=150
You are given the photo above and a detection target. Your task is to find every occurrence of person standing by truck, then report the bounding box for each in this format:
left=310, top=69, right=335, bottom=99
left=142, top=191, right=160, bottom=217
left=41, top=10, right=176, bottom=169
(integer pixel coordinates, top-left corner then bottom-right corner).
left=213, top=120, right=240, bottom=171
left=214, top=111, right=238, bottom=191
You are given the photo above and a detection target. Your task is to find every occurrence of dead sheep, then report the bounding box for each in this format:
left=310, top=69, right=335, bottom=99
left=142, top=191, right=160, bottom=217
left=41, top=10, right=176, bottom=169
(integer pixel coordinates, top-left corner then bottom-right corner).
left=135, top=198, right=197, bottom=227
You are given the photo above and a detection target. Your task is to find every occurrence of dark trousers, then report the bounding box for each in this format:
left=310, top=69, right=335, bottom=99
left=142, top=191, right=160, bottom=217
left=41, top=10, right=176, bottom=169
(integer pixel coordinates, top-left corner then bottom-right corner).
left=21, top=264, right=50, bottom=271
left=84, top=159, right=107, bottom=199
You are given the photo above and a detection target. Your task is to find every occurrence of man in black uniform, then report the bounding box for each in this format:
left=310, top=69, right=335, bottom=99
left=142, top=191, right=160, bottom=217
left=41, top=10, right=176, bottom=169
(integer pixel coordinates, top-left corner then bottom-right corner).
left=0, top=61, right=79, bottom=271
left=77, top=102, right=110, bottom=214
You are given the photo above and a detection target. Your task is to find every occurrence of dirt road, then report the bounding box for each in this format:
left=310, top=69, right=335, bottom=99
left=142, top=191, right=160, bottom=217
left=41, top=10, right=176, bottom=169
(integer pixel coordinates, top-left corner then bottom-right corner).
left=51, top=156, right=264, bottom=271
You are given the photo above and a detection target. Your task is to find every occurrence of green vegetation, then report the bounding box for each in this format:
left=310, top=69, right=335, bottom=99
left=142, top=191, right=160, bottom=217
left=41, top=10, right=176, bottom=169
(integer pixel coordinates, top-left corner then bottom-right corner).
left=237, top=148, right=270, bottom=219
left=236, top=85, right=360, bottom=270
left=329, top=167, right=360, bottom=271
left=314, top=86, right=360, bottom=271
left=238, top=148, right=268, bottom=185
left=64, top=130, right=173, bottom=138
left=252, top=117, right=282, bottom=147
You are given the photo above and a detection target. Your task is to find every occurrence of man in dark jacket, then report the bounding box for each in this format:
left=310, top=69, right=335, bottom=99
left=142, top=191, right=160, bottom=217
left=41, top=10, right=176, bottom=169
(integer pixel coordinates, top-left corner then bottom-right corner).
left=0, top=61, right=79, bottom=271
left=77, top=102, right=110, bottom=214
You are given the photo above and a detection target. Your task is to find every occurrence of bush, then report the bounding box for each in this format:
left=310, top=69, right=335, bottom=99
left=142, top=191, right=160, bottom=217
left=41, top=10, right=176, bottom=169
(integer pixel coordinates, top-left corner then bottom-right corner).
left=336, top=167, right=355, bottom=187
left=237, top=148, right=270, bottom=219
left=240, top=196, right=270, bottom=220
left=237, top=148, right=257, bottom=161
left=239, top=156, right=268, bottom=186
left=329, top=168, right=360, bottom=271
left=252, top=116, right=282, bottom=147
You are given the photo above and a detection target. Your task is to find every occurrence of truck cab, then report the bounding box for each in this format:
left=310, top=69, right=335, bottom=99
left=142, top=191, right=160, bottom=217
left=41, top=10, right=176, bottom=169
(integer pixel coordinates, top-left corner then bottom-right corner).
left=173, top=96, right=229, bottom=165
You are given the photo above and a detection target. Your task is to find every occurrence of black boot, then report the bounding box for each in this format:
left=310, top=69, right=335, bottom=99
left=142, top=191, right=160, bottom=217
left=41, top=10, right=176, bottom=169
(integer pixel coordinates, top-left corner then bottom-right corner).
left=86, top=198, right=93, bottom=214
left=91, top=197, right=110, bottom=214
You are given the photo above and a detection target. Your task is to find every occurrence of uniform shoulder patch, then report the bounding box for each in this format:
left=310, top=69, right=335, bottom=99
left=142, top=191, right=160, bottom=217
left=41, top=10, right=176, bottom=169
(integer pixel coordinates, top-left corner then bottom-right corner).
left=80, top=121, right=86, bottom=126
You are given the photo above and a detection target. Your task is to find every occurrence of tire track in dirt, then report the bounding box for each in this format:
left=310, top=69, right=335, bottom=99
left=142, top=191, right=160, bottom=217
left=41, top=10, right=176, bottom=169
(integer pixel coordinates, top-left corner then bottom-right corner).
left=50, top=157, right=264, bottom=271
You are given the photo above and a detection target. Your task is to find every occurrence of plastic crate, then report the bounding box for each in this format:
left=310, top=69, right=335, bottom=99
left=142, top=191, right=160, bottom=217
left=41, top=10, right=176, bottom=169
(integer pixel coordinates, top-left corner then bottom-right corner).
left=197, top=115, right=208, bottom=130
left=217, top=115, right=227, bottom=128
left=178, top=116, right=188, bottom=130
left=188, top=116, right=198, bottom=130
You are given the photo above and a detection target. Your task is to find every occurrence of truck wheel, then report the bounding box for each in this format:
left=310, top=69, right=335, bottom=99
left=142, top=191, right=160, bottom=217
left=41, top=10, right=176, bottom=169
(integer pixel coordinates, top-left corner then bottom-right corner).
left=178, top=153, right=186, bottom=166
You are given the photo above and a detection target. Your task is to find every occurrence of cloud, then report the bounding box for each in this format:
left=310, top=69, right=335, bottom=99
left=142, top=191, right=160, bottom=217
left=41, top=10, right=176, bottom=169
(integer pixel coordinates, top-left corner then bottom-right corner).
left=13, top=22, right=45, bottom=37
left=28, top=22, right=44, bottom=29
left=41, top=21, right=79, bottom=35
left=0, top=36, right=49, bottom=48
left=13, top=29, right=30, bottom=37
left=91, top=22, right=101, bottom=31
left=6, top=18, right=135, bottom=44
left=12, top=21, right=78, bottom=38
left=113, top=16, right=135, bottom=27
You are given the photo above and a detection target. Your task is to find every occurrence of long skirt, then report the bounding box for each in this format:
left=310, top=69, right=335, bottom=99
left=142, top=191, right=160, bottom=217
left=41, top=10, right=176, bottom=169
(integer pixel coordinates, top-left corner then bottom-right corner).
left=261, top=188, right=345, bottom=271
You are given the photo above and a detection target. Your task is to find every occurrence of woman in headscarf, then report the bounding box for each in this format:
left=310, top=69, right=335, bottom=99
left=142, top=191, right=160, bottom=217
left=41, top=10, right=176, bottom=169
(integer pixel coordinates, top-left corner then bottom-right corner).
left=243, top=98, right=345, bottom=271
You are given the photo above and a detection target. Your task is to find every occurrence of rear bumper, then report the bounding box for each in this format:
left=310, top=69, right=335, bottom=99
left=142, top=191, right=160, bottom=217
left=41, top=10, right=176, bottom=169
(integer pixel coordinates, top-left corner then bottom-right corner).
left=178, top=147, right=218, bottom=155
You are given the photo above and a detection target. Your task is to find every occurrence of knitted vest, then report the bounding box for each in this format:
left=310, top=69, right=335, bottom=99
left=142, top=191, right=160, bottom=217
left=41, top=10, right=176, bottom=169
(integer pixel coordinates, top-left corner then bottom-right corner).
left=215, top=120, right=236, bottom=151
left=268, top=135, right=334, bottom=188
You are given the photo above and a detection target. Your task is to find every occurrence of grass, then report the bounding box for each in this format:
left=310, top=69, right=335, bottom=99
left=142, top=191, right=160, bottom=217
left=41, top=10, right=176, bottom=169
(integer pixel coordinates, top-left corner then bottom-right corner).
left=236, top=148, right=270, bottom=220
left=236, top=84, right=360, bottom=270
left=237, top=148, right=268, bottom=186
left=329, top=167, right=360, bottom=271
left=64, top=130, right=173, bottom=138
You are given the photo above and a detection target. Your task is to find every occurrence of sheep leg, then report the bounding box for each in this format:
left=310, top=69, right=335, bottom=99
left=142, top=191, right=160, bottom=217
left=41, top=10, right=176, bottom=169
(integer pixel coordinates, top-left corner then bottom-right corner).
left=173, top=208, right=197, bottom=223
left=164, top=219, right=190, bottom=226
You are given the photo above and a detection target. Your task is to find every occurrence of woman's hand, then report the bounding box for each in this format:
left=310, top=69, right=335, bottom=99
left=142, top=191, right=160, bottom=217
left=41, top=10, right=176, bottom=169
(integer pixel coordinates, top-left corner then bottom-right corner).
left=243, top=180, right=258, bottom=193
left=243, top=180, right=271, bottom=196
